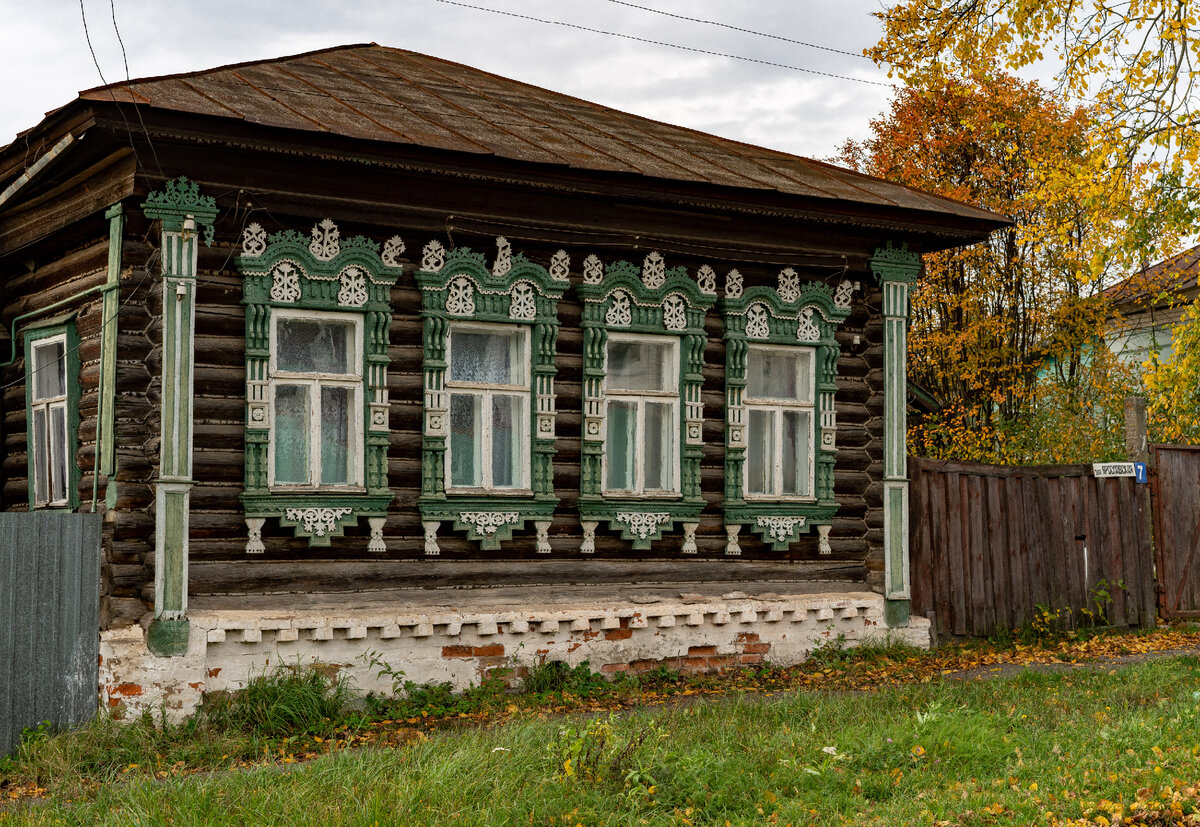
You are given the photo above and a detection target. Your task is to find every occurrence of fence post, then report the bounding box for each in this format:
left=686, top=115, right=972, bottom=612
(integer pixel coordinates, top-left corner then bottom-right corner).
left=1125, top=395, right=1158, bottom=628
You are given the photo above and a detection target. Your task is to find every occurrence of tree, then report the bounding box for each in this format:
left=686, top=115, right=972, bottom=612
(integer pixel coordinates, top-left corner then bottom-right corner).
left=868, top=0, right=1199, bottom=262
left=838, top=74, right=1140, bottom=462
left=1143, top=299, right=1200, bottom=443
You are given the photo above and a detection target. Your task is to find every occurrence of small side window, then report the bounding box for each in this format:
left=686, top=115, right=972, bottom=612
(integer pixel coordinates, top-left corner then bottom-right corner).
left=26, top=330, right=75, bottom=508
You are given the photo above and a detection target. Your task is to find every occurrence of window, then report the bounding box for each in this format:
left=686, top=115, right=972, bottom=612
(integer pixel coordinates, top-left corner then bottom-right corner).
left=743, top=345, right=815, bottom=499
left=268, top=311, right=362, bottom=490
left=445, top=324, right=530, bottom=492
left=29, top=334, right=71, bottom=507
left=604, top=335, right=679, bottom=495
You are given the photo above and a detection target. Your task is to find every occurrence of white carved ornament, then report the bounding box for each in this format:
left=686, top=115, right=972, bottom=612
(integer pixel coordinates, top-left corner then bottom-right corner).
left=642, top=252, right=666, bottom=289
left=446, top=276, right=476, bottom=316
left=509, top=281, right=537, bottom=320
left=756, top=515, right=806, bottom=544
left=422, top=239, right=446, bottom=272
left=286, top=507, right=353, bottom=537
left=270, top=261, right=301, bottom=303
left=493, top=236, right=512, bottom=277
left=662, top=294, right=687, bottom=331
left=242, top=222, right=267, bottom=257
left=745, top=303, right=771, bottom=339
left=796, top=307, right=821, bottom=341
left=309, top=218, right=340, bottom=261
left=696, top=264, right=717, bottom=296
left=338, top=266, right=368, bottom=307
left=550, top=249, right=571, bottom=282
left=583, top=254, right=604, bottom=285
left=834, top=279, right=854, bottom=309
left=725, top=269, right=744, bottom=300
left=778, top=267, right=800, bottom=303
left=381, top=235, right=406, bottom=268
left=606, top=290, right=632, bottom=326
left=459, top=511, right=520, bottom=536
left=616, top=511, right=671, bottom=540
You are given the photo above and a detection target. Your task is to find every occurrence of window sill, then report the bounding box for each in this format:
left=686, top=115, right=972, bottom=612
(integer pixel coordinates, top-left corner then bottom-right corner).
left=743, top=494, right=817, bottom=503
left=601, top=490, right=682, bottom=499
left=267, top=485, right=367, bottom=495
left=445, top=487, right=534, bottom=497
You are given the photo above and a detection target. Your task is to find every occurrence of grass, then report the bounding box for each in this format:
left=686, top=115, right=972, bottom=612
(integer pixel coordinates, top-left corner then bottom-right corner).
left=5, top=627, right=1200, bottom=824
left=4, top=656, right=1200, bottom=824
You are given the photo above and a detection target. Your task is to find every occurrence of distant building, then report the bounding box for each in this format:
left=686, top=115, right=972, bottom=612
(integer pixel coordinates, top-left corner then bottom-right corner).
left=1105, top=245, right=1200, bottom=365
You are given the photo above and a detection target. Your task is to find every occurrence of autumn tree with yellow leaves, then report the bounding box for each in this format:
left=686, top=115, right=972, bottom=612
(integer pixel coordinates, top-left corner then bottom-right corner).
left=839, top=74, right=1142, bottom=462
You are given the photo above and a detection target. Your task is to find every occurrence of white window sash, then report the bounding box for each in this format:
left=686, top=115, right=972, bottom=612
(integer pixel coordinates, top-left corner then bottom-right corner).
left=29, top=334, right=70, bottom=507
left=743, top=343, right=816, bottom=502
left=266, top=310, right=364, bottom=491
left=443, top=322, right=532, bottom=495
left=602, top=332, right=681, bottom=497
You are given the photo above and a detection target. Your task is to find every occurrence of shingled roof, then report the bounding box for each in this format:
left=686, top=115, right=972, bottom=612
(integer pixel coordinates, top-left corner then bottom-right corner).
left=1105, top=244, right=1200, bottom=308
left=50, top=43, right=1003, bottom=226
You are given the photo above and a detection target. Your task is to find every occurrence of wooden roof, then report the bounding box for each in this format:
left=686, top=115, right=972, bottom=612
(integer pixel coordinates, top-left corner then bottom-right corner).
left=1105, top=244, right=1200, bottom=308
left=49, top=44, right=1005, bottom=227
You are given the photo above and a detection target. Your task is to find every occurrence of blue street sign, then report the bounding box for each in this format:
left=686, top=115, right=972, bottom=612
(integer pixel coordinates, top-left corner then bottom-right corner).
left=1134, top=462, right=1148, bottom=484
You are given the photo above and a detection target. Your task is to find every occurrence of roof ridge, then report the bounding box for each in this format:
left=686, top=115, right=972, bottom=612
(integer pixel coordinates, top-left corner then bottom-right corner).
left=76, top=42, right=380, bottom=96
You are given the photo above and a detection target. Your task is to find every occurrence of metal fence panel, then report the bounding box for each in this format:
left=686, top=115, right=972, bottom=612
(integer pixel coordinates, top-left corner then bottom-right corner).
left=0, top=512, right=101, bottom=755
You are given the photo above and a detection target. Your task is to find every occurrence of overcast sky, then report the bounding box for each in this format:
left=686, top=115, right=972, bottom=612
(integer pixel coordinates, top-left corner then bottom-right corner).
left=2, top=0, right=896, bottom=161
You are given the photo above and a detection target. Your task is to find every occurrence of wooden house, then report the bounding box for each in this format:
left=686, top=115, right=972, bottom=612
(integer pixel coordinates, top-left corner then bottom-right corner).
left=0, top=45, right=1007, bottom=715
left=1104, top=244, right=1200, bottom=365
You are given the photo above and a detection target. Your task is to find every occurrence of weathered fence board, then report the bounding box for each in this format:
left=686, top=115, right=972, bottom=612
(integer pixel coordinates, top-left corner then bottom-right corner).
left=1, top=512, right=101, bottom=755
left=1152, top=445, right=1200, bottom=618
left=909, top=458, right=1154, bottom=637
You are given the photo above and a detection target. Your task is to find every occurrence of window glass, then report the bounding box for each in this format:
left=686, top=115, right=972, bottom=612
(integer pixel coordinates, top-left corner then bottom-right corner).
left=782, top=410, right=812, bottom=496
left=491, top=394, right=522, bottom=488
left=50, top=405, right=68, bottom=502
left=607, top=340, right=672, bottom=392
left=746, top=409, right=774, bottom=495
left=606, top=401, right=636, bottom=490
left=273, top=384, right=310, bottom=484
left=33, top=407, right=49, bottom=504
left=277, top=319, right=352, bottom=374
left=643, top=401, right=674, bottom=491
left=33, top=340, right=66, bottom=400
left=747, top=348, right=810, bottom=400
left=450, top=329, right=523, bottom=385
left=320, top=386, right=350, bottom=485
left=449, top=393, right=482, bottom=488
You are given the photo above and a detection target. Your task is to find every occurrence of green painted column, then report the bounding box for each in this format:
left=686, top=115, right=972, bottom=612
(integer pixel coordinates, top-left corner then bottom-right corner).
left=142, top=178, right=216, bottom=656
left=870, top=243, right=921, bottom=629
left=100, top=204, right=123, bottom=506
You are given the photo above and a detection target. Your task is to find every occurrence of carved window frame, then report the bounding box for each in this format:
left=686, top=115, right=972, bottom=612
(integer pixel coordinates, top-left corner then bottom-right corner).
left=721, top=269, right=853, bottom=555
left=741, top=342, right=818, bottom=503
left=416, top=238, right=569, bottom=554
left=238, top=220, right=403, bottom=551
left=577, top=253, right=716, bottom=552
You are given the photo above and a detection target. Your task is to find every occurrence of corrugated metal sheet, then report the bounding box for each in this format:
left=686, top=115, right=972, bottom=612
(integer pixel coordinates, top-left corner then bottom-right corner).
left=1, top=513, right=101, bottom=756
left=71, top=43, right=1004, bottom=224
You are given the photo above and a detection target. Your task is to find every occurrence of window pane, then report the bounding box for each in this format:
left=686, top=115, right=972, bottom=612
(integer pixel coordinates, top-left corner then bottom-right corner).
left=277, top=319, right=352, bottom=374
left=746, top=408, right=774, bottom=496
left=491, top=394, right=523, bottom=488
left=746, top=348, right=803, bottom=400
left=450, top=329, right=524, bottom=385
left=33, top=340, right=66, bottom=400
left=50, top=404, right=68, bottom=503
left=607, top=340, right=672, bottom=391
left=273, top=384, right=310, bottom=484
left=782, top=410, right=812, bottom=496
left=606, top=401, right=636, bottom=490
left=644, top=401, right=675, bottom=491
left=320, top=386, right=351, bottom=485
left=449, top=393, right=482, bottom=487
left=33, top=407, right=49, bottom=504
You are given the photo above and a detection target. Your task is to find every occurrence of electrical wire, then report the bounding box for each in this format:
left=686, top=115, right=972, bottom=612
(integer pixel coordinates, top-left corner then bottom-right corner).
left=430, top=0, right=893, bottom=88
left=602, top=0, right=872, bottom=60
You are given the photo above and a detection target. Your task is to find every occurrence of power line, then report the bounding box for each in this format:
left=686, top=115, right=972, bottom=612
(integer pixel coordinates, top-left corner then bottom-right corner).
left=603, top=0, right=872, bottom=61
left=431, top=0, right=893, bottom=88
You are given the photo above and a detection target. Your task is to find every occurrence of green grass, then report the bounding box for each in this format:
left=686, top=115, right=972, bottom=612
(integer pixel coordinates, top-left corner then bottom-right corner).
left=6, top=656, right=1200, bottom=825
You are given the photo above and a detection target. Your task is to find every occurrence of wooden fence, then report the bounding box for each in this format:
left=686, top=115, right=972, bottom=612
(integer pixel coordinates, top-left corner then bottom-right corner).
left=1152, top=444, right=1200, bottom=618
left=908, top=457, right=1156, bottom=638
left=0, top=512, right=101, bottom=755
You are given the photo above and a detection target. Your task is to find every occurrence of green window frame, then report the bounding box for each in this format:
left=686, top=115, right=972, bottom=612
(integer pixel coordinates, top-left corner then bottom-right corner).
left=417, top=238, right=569, bottom=553
left=577, top=253, right=716, bottom=552
left=24, top=322, right=80, bottom=510
left=721, top=269, right=853, bottom=554
left=238, top=219, right=401, bottom=551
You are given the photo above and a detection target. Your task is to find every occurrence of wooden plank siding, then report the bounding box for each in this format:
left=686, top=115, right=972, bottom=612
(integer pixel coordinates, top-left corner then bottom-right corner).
left=1152, top=444, right=1200, bottom=618
left=908, top=457, right=1155, bottom=636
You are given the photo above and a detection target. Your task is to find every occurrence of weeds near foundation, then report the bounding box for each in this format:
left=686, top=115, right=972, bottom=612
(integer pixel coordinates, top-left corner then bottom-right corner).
left=549, top=712, right=668, bottom=798
left=201, top=661, right=355, bottom=738
left=523, top=660, right=609, bottom=695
